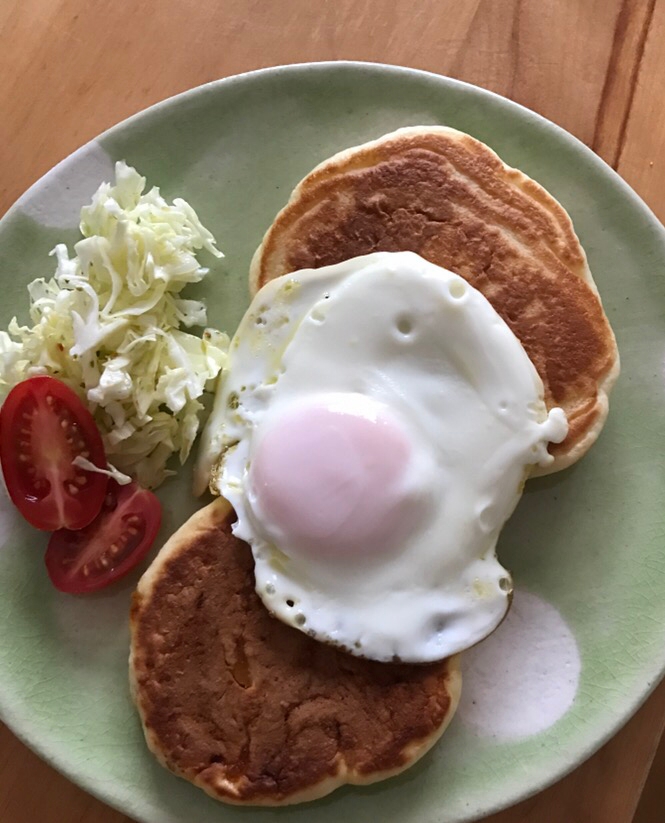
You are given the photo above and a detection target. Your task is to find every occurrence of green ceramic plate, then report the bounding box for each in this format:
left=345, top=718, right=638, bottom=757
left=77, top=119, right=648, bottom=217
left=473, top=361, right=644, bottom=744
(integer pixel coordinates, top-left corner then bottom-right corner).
left=0, top=62, right=663, bottom=823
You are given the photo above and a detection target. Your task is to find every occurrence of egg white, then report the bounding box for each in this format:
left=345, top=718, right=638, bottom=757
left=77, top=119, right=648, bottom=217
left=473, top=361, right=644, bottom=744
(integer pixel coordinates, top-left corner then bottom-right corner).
left=200, top=252, right=567, bottom=662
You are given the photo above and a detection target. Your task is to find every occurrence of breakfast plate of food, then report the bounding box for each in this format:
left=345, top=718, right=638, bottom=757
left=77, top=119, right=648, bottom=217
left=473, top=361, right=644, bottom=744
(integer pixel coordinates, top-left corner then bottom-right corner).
left=0, top=62, right=663, bottom=823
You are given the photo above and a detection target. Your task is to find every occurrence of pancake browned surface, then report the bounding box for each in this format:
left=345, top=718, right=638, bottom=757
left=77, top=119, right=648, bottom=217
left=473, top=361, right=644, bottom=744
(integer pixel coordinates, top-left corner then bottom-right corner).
left=250, top=126, right=619, bottom=472
left=129, top=498, right=461, bottom=806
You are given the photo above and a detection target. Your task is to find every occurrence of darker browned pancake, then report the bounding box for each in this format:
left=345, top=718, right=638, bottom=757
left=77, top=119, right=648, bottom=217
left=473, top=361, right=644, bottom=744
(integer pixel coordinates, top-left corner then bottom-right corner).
left=129, top=498, right=461, bottom=806
left=250, top=127, right=619, bottom=472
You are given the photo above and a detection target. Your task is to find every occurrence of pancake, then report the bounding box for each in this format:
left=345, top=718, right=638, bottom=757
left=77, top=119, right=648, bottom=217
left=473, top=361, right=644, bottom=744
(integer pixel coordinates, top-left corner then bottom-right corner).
left=249, top=126, right=620, bottom=473
left=129, top=497, right=461, bottom=806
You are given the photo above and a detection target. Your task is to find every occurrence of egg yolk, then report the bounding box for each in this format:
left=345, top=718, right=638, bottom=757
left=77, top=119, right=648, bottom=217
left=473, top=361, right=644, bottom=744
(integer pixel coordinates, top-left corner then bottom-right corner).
left=248, top=396, right=425, bottom=561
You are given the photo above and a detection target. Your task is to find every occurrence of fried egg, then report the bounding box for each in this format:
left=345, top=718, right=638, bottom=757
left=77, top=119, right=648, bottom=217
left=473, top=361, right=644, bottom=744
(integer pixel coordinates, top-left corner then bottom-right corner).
left=197, top=251, right=567, bottom=663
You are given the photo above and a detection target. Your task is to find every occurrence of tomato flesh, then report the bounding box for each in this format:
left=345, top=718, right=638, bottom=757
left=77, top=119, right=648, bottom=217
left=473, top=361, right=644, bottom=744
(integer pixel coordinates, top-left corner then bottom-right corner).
left=0, top=376, right=108, bottom=530
left=46, top=480, right=162, bottom=594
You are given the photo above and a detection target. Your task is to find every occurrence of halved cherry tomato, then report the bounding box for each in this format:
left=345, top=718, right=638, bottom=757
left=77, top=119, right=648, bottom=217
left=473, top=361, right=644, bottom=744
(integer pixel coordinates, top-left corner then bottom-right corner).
left=45, top=480, right=161, bottom=594
left=0, top=376, right=108, bottom=531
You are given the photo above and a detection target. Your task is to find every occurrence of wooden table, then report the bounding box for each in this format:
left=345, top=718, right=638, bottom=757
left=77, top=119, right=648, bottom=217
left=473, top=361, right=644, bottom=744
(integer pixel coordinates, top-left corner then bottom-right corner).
left=1, top=1, right=665, bottom=821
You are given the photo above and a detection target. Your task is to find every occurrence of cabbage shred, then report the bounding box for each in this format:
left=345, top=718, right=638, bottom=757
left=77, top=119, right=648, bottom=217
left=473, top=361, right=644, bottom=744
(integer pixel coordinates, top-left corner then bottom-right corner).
left=0, top=162, right=229, bottom=488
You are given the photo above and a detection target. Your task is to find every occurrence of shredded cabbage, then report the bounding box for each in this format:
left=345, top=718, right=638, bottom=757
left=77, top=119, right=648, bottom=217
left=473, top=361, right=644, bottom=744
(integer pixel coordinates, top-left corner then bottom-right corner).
left=0, top=162, right=229, bottom=488
left=71, top=456, right=132, bottom=486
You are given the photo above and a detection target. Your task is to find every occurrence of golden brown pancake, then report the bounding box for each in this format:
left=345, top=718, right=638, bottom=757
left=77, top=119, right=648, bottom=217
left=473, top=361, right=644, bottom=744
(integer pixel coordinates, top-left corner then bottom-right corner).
left=250, top=126, right=619, bottom=472
left=129, top=498, right=461, bottom=806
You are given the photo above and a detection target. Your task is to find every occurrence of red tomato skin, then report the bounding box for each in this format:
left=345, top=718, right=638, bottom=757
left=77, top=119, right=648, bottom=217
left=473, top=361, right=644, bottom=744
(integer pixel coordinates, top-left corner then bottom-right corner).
left=45, top=481, right=162, bottom=594
left=0, top=376, right=108, bottom=531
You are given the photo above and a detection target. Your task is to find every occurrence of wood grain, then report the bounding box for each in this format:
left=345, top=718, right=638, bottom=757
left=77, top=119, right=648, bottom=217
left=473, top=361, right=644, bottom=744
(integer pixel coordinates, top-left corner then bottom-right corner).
left=635, top=718, right=665, bottom=823
left=1, top=1, right=665, bottom=822
left=613, top=0, right=665, bottom=221
left=591, top=0, right=657, bottom=168
left=0, top=0, right=638, bottom=216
